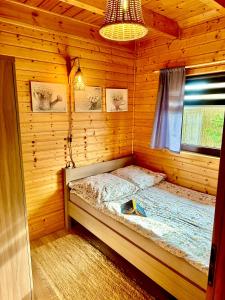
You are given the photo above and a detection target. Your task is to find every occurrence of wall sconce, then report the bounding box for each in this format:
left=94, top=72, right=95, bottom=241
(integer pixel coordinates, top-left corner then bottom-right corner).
left=70, top=57, right=85, bottom=91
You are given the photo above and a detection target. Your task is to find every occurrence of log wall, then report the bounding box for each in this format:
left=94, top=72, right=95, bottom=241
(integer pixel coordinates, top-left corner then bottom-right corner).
left=0, top=19, right=135, bottom=239
left=134, top=18, right=225, bottom=196
left=1, top=13, right=224, bottom=239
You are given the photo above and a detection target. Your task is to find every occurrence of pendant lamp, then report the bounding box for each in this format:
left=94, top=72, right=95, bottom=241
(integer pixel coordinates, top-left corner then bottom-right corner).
left=99, top=0, right=148, bottom=42
left=73, top=57, right=85, bottom=91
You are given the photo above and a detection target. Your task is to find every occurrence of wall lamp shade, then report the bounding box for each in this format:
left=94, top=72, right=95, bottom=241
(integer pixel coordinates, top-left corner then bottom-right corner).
left=99, top=0, right=148, bottom=42
left=69, top=57, right=85, bottom=91
left=74, top=66, right=85, bottom=90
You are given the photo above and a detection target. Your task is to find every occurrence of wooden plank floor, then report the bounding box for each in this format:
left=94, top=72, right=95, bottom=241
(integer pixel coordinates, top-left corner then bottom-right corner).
left=31, top=224, right=175, bottom=300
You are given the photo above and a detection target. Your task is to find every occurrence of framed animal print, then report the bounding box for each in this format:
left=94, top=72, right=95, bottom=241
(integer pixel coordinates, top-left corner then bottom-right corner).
left=31, top=81, right=67, bottom=112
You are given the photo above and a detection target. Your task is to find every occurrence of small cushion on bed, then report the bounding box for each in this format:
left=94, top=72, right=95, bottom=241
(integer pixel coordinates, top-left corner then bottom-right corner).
left=111, top=165, right=166, bottom=189
left=69, top=173, right=138, bottom=204
left=121, top=199, right=147, bottom=217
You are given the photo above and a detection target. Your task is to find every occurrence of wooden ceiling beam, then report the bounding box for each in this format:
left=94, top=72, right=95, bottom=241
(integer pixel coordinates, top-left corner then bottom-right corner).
left=60, top=0, right=180, bottom=38
left=61, top=0, right=105, bottom=16
left=0, top=0, right=133, bottom=49
left=143, top=8, right=180, bottom=38
left=1, top=0, right=180, bottom=39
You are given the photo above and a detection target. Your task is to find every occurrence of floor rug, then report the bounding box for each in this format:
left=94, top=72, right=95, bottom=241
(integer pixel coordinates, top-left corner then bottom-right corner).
left=32, top=228, right=155, bottom=300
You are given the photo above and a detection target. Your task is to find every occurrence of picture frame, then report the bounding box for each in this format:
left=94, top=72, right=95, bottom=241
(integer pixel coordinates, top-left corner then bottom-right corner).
left=31, top=81, right=67, bottom=112
left=106, top=88, right=128, bottom=112
left=75, top=86, right=102, bottom=112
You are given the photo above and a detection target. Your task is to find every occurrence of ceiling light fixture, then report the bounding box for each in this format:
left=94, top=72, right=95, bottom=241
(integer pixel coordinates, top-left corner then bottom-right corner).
left=99, top=0, right=148, bottom=42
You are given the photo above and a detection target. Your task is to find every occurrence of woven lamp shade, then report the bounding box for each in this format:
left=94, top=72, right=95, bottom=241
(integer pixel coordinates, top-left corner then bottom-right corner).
left=99, top=0, right=148, bottom=42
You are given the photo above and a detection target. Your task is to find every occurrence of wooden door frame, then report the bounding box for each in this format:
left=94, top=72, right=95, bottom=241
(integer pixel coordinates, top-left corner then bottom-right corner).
left=207, top=117, right=225, bottom=299
left=0, top=54, right=33, bottom=300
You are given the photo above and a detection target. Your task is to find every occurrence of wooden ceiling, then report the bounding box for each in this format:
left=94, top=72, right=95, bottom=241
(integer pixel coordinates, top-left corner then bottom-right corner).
left=1, top=0, right=225, bottom=42
left=142, top=0, right=225, bottom=28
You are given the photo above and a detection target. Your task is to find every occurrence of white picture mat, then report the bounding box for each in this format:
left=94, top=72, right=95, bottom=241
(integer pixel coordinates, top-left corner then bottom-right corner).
left=106, top=88, right=128, bottom=112
left=75, top=86, right=102, bottom=112
left=31, top=81, right=67, bottom=112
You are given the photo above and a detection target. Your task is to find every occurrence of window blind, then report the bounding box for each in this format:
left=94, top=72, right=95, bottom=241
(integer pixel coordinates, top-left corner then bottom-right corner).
left=184, top=72, right=225, bottom=106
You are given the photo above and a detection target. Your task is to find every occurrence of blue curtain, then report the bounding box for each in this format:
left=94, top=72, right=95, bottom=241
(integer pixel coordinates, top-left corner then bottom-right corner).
left=150, top=67, right=186, bottom=153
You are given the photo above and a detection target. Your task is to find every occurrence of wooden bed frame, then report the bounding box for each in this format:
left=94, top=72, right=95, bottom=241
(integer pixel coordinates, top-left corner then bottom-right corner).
left=63, top=156, right=208, bottom=300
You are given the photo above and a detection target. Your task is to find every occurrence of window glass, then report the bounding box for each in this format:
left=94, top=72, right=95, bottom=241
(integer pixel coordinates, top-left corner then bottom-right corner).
left=182, top=105, right=225, bottom=149
left=181, top=73, right=225, bottom=156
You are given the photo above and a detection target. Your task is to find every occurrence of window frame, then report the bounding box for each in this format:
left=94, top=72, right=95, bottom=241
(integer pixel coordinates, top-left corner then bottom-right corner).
left=181, top=144, right=221, bottom=157
left=181, top=72, right=225, bottom=157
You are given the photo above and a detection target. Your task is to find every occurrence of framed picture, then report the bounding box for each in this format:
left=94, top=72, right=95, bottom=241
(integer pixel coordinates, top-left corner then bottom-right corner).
left=106, top=88, right=128, bottom=112
left=75, top=86, right=102, bottom=112
left=31, top=81, right=67, bottom=112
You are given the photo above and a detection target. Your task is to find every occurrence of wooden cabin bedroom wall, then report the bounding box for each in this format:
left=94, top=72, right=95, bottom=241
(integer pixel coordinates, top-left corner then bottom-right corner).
left=134, top=17, right=225, bottom=196
left=0, top=19, right=134, bottom=240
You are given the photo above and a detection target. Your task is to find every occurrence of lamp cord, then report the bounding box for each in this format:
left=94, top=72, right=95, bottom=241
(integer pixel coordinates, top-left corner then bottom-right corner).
left=132, top=41, right=137, bottom=154
left=66, top=58, right=76, bottom=168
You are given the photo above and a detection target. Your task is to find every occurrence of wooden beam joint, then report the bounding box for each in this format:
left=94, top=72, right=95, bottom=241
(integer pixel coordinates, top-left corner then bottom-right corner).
left=143, top=8, right=180, bottom=38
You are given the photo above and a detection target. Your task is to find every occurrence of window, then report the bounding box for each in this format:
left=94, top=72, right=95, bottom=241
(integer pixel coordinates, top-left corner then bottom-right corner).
left=182, top=72, right=225, bottom=157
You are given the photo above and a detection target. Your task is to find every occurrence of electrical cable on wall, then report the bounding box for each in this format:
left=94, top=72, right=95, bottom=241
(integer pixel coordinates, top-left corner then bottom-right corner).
left=132, top=41, right=137, bottom=155
left=66, top=57, right=76, bottom=168
left=65, top=56, right=85, bottom=168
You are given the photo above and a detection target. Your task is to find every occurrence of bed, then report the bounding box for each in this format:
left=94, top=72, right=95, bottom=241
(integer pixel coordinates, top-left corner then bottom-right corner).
left=63, top=156, right=215, bottom=300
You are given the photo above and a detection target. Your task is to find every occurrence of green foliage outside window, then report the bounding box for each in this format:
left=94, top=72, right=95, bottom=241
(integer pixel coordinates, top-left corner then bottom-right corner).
left=182, top=106, right=225, bottom=149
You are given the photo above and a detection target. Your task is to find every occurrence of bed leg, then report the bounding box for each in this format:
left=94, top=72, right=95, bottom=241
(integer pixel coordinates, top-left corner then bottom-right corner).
left=65, top=215, right=72, bottom=231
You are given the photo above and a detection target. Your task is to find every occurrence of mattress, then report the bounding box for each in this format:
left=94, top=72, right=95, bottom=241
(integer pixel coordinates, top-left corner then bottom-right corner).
left=70, top=181, right=215, bottom=274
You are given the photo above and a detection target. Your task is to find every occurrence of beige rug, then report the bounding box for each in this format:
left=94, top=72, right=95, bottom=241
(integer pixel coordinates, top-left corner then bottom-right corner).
left=32, top=229, right=155, bottom=300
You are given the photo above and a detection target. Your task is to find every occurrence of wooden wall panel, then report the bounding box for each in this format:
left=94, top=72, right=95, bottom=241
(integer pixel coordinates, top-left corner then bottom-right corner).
left=133, top=17, right=225, bottom=196
left=0, top=19, right=134, bottom=240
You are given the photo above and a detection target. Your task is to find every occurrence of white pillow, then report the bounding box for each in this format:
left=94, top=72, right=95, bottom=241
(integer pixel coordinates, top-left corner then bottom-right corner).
left=69, top=173, right=138, bottom=204
left=111, top=165, right=166, bottom=189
